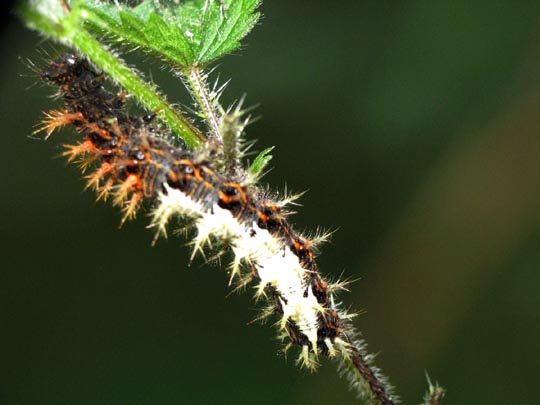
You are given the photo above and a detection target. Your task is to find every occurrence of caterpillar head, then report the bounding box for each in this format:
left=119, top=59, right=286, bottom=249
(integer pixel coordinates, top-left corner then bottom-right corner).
left=41, top=53, right=91, bottom=85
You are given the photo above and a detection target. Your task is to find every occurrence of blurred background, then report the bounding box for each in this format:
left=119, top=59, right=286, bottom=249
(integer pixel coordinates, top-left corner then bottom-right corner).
left=2, top=1, right=540, bottom=404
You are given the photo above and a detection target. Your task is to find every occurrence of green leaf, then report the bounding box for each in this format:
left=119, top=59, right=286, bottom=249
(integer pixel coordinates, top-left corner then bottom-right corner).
left=81, top=0, right=261, bottom=67
left=248, top=147, right=274, bottom=179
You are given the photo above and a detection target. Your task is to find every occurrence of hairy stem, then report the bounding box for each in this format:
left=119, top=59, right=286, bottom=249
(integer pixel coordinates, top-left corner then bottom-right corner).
left=184, top=66, right=223, bottom=142
left=343, top=341, right=396, bottom=405
left=220, top=112, right=240, bottom=177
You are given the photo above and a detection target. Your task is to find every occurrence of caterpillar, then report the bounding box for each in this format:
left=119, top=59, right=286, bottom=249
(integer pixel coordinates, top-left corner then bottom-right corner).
left=36, top=52, right=396, bottom=405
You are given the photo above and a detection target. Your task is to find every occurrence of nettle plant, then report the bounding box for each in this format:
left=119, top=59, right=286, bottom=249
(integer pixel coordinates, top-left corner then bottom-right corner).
left=19, top=1, right=444, bottom=404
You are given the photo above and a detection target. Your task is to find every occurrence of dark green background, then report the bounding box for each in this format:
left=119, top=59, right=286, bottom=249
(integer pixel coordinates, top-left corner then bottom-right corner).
left=2, top=1, right=540, bottom=404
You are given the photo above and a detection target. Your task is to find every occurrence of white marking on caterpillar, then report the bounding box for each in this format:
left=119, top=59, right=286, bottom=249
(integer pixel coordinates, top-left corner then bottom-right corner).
left=154, top=184, right=323, bottom=362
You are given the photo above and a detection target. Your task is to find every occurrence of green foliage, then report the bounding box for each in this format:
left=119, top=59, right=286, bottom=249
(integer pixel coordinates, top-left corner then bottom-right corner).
left=248, top=146, right=274, bottom=180
left=81, top=0, right=261, bottom=68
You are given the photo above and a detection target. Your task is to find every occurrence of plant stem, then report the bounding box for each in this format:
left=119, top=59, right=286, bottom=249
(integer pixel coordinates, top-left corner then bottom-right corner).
left=343, top=341, right=396, bottom=405
left=220, top=112, right=240, bottom=177
left=184, top=66, right=223, bottom=142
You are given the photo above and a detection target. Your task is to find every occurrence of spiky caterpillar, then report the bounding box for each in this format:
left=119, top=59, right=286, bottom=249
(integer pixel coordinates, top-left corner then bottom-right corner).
left=37, top=53, right=396, bottom=405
